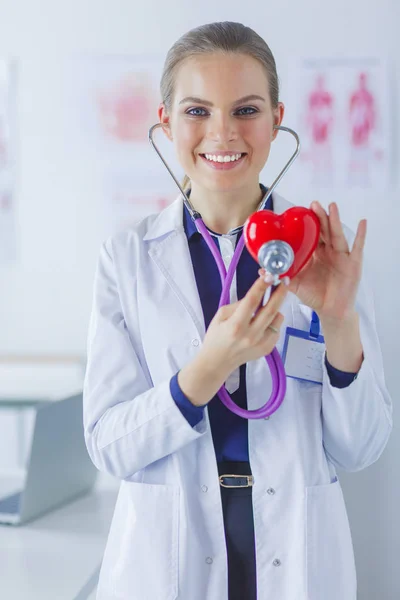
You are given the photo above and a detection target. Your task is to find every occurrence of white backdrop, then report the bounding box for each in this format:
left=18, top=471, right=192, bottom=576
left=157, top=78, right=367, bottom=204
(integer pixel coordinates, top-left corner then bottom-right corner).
left=0, top=1, right=399, bottom=598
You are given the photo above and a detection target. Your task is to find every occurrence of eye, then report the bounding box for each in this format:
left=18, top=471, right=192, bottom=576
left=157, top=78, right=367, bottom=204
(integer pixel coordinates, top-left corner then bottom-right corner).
left=235, top=106, right=259, bottom=116
left=185, top=105, right=259, bottom=117
left=186, top=107, right=208, bottom=117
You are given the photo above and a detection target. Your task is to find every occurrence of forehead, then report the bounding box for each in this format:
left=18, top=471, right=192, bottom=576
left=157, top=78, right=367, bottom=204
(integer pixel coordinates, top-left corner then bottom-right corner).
left=173, top=53, right=270, bottom=104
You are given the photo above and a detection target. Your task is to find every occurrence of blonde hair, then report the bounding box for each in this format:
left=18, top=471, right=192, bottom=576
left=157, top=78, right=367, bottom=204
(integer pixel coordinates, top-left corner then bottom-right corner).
left=160, top=21, right=280, bottom=193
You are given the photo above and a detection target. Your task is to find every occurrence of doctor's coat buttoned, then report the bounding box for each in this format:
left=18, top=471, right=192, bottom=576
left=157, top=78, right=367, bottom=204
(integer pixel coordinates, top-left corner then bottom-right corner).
left=83, top=192, right=392, bottom=600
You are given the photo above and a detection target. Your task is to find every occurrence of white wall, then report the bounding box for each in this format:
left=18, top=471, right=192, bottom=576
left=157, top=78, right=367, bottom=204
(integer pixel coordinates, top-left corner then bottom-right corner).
left=0, top=1, right=399, bottom=598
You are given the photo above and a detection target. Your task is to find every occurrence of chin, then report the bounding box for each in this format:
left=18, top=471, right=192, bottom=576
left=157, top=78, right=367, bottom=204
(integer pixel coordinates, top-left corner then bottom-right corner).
left=205, top=181, right=238, bottom=193
left=208, top=177, right=252, bottom=193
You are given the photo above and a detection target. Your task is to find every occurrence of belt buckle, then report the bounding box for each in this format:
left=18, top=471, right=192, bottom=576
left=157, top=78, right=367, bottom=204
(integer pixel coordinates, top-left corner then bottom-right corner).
left=219, top=474, right=254, bottom=488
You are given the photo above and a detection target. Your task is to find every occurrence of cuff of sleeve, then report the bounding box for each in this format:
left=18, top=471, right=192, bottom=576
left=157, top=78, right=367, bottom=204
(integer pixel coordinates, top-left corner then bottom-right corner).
left=170, top=372, right=205, bottom=427
left=324, top=352, right=359, bottom=389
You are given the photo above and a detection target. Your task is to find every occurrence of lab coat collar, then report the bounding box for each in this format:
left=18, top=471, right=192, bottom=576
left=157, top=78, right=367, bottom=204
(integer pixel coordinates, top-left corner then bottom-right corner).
left=142, top=189, right=293, bottom=242
left=183, top=183, right=271, bottom=241
left=142, top=196, right=184, bottom=242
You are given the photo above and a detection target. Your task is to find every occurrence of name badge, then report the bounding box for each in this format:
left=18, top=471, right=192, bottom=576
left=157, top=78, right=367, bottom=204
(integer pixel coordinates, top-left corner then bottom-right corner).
left=281, top=311, right=325, bottom=385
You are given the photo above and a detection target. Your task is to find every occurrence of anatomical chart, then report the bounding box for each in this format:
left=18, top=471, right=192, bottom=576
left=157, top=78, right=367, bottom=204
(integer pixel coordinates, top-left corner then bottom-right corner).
left=0, top=59, right=16, bottom=263
left=287, top=58, right=390, bottom=189
left=70, top=56, right=181, bottom=235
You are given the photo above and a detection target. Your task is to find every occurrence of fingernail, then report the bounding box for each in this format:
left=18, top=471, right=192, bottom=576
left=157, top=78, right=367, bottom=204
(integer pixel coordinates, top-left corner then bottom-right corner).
left=283, top=276, right=290, bottom=286
left=264, top=272, right=274, bottom=283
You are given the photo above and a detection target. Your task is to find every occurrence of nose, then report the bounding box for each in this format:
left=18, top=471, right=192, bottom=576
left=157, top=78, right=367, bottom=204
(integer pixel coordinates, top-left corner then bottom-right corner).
left=206, top=112, right=238, bottom=144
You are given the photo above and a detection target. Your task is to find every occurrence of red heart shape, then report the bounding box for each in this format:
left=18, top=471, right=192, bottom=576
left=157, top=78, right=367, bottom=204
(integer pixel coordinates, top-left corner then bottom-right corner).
left=244, top=207, right=321, bottom=279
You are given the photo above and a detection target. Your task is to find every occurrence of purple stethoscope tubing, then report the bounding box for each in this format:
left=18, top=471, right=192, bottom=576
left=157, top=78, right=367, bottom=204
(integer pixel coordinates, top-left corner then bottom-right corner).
left=195, top=220, right=285, bottom=419
left=148, top=123, right=301, bottom=419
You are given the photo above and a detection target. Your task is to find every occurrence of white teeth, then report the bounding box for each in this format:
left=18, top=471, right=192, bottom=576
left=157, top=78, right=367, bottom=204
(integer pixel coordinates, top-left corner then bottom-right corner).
left=204, top=153, right=243, bottom=163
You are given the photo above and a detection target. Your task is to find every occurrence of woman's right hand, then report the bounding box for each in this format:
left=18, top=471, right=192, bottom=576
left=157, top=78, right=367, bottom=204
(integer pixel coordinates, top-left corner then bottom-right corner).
left=200, top=273, right=289, bottom=375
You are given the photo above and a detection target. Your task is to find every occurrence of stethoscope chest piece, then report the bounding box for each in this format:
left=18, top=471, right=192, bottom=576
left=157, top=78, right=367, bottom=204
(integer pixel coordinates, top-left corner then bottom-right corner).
left=244, top=207, right=320, bottom=284
left=258, top=240, right=295, bottom=283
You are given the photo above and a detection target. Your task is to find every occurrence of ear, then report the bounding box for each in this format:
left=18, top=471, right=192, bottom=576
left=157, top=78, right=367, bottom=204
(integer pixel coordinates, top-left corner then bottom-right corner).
left=271, top=102, right=285, bottom=141
left=158, top=103, right=173, bottom=142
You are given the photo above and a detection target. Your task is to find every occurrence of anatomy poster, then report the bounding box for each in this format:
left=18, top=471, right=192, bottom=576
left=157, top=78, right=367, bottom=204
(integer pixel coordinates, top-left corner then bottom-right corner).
left=0, top=59, right=17, bottom=263
left=72, top=55, right=163, bottom=148
left=102, top=171, right=177, bottom=233
left=286, top=58, right=390, bottom=189
left=67, top=56, right=180, bottom=235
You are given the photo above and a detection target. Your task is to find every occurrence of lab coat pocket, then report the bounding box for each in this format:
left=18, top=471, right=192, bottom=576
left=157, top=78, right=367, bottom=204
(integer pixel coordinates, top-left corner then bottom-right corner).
left=102, top=482, right=180, bottom=600
left=305, top=479, right=356, bottom=600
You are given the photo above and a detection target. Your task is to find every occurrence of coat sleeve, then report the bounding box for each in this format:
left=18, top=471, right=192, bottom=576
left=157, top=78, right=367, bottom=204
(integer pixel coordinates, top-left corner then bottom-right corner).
left=321, top=231, right=393, bottom=472
left=83, top=238, right=207, bottom=480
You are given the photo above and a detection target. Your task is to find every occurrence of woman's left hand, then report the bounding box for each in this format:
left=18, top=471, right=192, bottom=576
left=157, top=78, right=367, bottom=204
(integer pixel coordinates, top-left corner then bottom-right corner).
left=282, top=201, right=367, bottom=322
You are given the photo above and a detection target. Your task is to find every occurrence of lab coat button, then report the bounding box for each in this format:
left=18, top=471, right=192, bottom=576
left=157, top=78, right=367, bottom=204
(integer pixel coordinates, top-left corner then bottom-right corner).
left=206, top=557, right=213, bottom=564
left=264, top=416, right=270, bottom=420
left=267, top=488, right=276, bottom=495
left=273, top=559, right=281, bottom=567
left=192, top=339, right=200, bottom=347
left=201, top=485, right=208, bottom=492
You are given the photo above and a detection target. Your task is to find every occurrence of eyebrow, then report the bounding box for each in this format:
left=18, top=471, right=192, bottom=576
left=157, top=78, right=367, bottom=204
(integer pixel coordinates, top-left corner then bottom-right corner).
left=178, top=94, right=266, bottom=107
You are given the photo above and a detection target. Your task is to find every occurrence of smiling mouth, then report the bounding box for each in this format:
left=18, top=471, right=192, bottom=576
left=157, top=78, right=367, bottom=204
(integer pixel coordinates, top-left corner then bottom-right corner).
left=199, top=152, right=247, bottom=164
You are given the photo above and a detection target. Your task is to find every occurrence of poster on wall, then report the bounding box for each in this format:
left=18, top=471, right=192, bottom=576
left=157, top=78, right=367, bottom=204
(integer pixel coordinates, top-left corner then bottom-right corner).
left=102, top=171, right=176, bottom=233
left=68, top=55, right=181, bottom=236
left=0, top=59, right=17, bottom=263
left=286, top=57, right=391, bottom=190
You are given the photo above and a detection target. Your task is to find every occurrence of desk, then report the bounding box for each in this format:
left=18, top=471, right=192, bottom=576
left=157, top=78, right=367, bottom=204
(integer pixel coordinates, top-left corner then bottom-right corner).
left=0, top=356, right=85, bottom=471
left=0, top=481, right=118, bottom=600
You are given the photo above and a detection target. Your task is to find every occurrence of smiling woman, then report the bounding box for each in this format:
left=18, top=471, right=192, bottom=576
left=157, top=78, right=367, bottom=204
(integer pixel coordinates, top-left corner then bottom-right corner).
left=157, top=23, right=284, bottom=234
left=83, top=20, right=392, bottom=600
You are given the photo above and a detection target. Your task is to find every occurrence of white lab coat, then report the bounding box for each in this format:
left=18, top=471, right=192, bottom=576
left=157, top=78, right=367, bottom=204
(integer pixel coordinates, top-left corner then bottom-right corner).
left=83, top=192, right=392, bottom=600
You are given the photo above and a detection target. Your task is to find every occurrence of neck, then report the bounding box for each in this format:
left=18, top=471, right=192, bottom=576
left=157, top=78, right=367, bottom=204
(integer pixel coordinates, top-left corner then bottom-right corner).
left=188, top=182, right=264, bottom=234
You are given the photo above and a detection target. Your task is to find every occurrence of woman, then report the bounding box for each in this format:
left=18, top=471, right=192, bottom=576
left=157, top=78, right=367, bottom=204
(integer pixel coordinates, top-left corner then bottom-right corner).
left=83, top=21, right=392, bottom=600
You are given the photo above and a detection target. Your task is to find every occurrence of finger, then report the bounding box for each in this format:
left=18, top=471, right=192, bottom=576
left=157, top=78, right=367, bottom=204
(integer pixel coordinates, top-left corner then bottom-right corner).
left=259, top=313, right=284, bottom=353
left=350, top=218, right=367, bottom=262
left=265, top=311, right=284, bottom=334
left=311, top=201, right=331, bottom=246
left=233, top=275, right=273, bottom=325
left=216, top=300, right=241, bottom=321
left=258, top=268, right=290, bottom=287
left=250, top=281, right=288, bottom=332
left=327, top=202, right=350, bottom=253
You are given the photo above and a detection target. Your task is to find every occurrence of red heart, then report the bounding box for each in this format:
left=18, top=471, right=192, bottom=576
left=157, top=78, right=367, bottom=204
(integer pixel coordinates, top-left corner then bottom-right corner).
left=244, top=207, right=321, bottom=279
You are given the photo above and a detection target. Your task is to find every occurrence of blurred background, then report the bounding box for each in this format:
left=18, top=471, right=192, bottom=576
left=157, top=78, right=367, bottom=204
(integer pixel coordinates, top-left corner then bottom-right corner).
left=0, top=0, right=398, bottom=598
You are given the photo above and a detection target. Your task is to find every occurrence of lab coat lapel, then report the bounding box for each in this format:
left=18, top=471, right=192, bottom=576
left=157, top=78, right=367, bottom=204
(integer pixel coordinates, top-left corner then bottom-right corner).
left=271, top=191, right=293, bottom=215
left=144, top=196, right=206, bottom=340
left=143, top=191, right=294, bottom=344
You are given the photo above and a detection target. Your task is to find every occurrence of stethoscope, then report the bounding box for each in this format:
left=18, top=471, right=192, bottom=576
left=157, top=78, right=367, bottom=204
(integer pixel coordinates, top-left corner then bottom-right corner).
left=149, top=123, right=301, bottom=420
